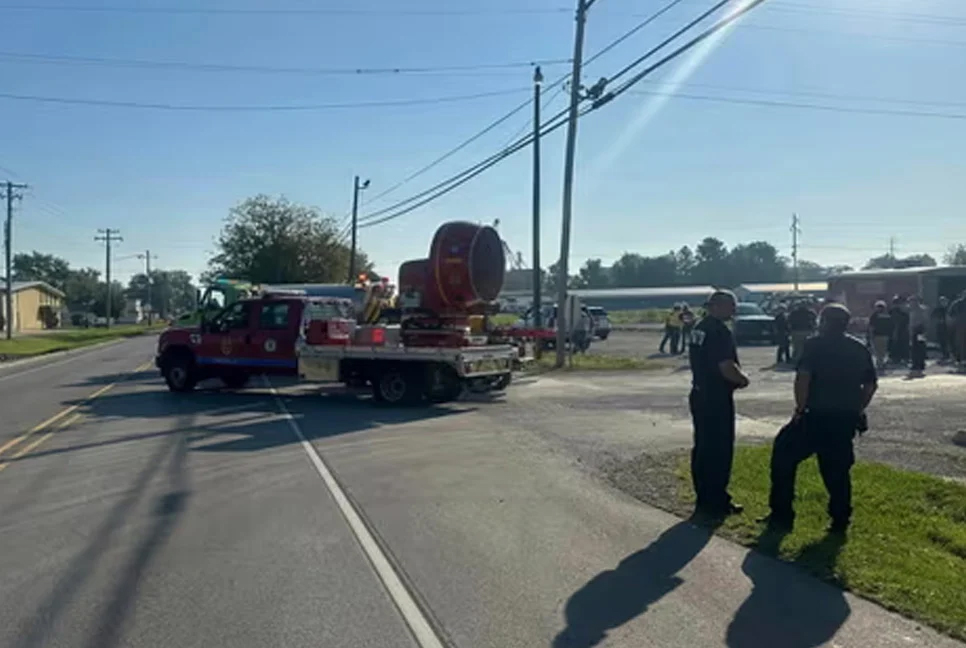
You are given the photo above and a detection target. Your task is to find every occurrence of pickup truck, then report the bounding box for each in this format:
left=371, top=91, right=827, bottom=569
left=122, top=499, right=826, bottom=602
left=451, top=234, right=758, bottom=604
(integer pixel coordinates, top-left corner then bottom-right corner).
left=155, top=294, right=518, bottom=405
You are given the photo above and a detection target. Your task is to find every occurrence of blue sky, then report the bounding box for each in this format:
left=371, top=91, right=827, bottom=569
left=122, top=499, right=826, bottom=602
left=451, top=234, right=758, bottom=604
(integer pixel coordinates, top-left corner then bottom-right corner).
left=2, top=0, right=965, bottom=287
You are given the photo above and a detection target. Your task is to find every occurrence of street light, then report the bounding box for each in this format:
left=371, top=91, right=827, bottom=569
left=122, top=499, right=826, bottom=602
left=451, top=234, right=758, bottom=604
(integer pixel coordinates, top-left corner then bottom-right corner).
left=349, top=176, right=370, bottom=283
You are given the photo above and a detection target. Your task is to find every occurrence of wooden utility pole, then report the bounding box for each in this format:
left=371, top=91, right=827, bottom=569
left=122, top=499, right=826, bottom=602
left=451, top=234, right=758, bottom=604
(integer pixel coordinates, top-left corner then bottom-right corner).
left=3, top=181, right=28, bottom=340
left=555, top=0, right=595, bottom=367
left=95, top=229, right=122, bottom=328
left=531, top=65, right=543, bottom=332
left=790, top=213, right=800, bottom=292
left=348, top=175, right=370, bottom=283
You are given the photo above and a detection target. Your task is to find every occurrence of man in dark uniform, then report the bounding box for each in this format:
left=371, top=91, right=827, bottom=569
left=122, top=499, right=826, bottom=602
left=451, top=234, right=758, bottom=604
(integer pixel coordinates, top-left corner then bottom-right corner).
left=688, top=290, right=750, bottom=518
left=763, top=303, right=878, bottom=534
left=773, top=302, right=791, bottom=365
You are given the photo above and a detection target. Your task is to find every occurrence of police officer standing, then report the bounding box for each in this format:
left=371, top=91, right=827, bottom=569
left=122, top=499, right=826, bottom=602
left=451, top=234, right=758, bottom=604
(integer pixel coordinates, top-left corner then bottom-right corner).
left=688, top=290, right=750, bottom=518
left=763, top=304, right=878, bottom=534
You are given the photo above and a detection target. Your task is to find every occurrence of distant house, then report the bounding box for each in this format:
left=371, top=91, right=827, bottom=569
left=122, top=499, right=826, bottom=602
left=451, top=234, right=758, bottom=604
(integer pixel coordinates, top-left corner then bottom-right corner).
left=0, top=281, right=66, bottom=331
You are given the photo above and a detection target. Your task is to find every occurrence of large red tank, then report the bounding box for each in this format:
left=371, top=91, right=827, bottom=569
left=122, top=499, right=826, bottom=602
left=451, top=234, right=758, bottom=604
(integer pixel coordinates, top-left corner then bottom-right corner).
left=397, top=221, right=505, bottom=315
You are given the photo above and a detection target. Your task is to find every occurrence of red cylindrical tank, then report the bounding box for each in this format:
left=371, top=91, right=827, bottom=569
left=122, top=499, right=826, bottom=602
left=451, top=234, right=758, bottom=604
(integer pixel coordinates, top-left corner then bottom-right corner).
left=397, top=222, right=506, bottom=314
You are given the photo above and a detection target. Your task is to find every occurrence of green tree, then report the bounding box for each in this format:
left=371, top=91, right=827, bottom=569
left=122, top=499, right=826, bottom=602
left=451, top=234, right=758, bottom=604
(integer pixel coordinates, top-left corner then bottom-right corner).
left=63, top=268, right=101, bottom=311
left=692, top=237, right=729, bottom=285
left=127, top=269, right=197, bottom=317
left=208, top=194, right=370, bottom=283
left=863, top=253, right=936, bottom=270
left=12, top=251, right=71, bottom=290
left=575, top=258, right=610, bottom=289
left=943, top=245, right=966, bottom=265
left=727, top=241, right=788, bottom=284
left=92, top=281, right=125, bottom=319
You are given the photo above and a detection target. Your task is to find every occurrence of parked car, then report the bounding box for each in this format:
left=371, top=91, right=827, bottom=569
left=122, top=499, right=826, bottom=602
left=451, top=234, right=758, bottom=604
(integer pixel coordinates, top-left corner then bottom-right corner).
left=733, top=302, right=776, bottom=345
left=587, top=306, right=611, bottom=340
left=514, top=304, right=593, bottom=351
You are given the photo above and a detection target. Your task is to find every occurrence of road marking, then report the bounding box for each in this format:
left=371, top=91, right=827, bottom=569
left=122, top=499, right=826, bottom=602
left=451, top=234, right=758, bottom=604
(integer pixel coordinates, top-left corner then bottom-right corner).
left=0, top=360, right=153, bottom=462
left=267, top=382, right=446, bottom=648
left=0, top=413, right=84, bottom=472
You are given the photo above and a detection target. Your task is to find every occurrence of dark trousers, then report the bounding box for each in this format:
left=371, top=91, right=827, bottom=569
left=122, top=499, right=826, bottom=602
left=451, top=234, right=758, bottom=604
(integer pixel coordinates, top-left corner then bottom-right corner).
left=660, top=327, right=681, bottom=354
left=769, top=412, right=856, bottom=525
left=891, top=329, right=910, bottom=363
left=689, top=390, right=736, bottom=512
left=911, top=325, right=927, bottom=371
left=937, top=324, right=949, bottom=360
left=776, top=334, right=791, bottom=364
left=680, top=325, right=693, bottom=353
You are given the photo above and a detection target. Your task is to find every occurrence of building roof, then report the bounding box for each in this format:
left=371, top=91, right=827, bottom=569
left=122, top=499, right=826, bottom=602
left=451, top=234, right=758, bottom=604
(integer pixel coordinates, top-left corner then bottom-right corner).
left=501, top=285, right=717, bottom=300
left=831, top=265, right=966, bottom=279
left=0, top=281, right=66, bottom=298
left=737, top=282, right=828, bottom=294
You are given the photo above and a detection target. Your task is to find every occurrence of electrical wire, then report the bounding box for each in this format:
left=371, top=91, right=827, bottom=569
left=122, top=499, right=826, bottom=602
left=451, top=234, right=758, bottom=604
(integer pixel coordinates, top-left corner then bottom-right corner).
left=360, top=0, right=770, bottom=229
left=628, top=89, right=966, bottom=120
left=0, top=4, right=572, bottom=16
left=0, top=51, right=573, bottom=76
left=0, top=87, right=531, bottom=111
left=358, top=0, right=692, bottom=216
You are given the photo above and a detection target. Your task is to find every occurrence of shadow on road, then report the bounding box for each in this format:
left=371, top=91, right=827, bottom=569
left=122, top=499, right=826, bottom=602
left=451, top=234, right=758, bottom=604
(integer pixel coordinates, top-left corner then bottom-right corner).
left=14, top=383, right=467, bottom=464
left=552, top=517, right=718, bottom=648
left=725, top=530, right=850, bottom=648
left=12, top=418, right=190, bottom=648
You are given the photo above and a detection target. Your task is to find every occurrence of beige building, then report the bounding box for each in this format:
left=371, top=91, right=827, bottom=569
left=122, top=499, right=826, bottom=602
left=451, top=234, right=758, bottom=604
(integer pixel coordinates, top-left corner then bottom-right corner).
left=0, top=281, right=66, bottom=332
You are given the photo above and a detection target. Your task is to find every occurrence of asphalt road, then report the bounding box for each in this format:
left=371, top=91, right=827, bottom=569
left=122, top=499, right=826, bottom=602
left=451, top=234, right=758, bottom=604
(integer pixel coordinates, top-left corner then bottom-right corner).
left=0, top=337, right=962, bottom=647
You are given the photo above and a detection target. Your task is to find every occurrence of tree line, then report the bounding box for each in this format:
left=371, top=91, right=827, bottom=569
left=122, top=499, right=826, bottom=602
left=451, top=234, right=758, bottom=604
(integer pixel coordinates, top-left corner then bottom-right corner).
left=539, top=238, right=965, bottom=291
left=7, top=194, right=373, bottom=325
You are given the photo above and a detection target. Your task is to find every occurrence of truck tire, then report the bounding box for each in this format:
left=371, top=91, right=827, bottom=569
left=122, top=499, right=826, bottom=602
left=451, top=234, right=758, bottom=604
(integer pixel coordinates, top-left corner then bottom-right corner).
left=426, top=365, right=463, bottom=403
left=372, top=365, right=423, bottom=405
left=222, top=373, right=250, bottom=390
left=492, top=372, right=512, bottom=391
left=163, top=349, right=197, bottom=393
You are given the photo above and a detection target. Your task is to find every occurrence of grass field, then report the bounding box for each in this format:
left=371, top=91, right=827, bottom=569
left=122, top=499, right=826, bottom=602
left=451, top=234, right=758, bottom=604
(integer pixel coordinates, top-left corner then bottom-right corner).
left=530, top=352, right=665, bottom=372
left=676, top=445, right=966, bottom=640
left=608, top=309, right=671, bottom=325
left=0, top=325, right=164, bottom=360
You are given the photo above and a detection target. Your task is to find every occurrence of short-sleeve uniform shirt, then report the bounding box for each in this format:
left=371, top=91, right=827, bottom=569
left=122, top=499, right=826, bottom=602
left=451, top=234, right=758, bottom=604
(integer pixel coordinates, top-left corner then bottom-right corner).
left=689, top=316, right=739, bottom=396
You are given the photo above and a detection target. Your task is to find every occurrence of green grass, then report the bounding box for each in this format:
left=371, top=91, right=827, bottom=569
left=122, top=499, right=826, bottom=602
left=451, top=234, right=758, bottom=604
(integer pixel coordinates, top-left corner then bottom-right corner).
left=0, top=325, right=165, bottom=360
left=529, top=352, right=664, bottom=373
left=608, top=309, right=670, bottom=325
left=491, top=313, right=520, bottom=327
left=676, top=445, right=966, bottom=640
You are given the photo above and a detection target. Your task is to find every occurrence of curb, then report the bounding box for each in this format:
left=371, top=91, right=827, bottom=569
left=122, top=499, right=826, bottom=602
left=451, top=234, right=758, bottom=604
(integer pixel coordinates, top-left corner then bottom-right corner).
left=0, top=331, right=159, bottom=373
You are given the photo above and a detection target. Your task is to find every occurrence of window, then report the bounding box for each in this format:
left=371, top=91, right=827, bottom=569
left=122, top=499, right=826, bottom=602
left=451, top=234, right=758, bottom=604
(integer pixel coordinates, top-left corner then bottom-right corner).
left=259, top=303, right=291, bottom=330
left=215, top=302, right=252, bottom=331
left=736, top=303, right=766, bottom=316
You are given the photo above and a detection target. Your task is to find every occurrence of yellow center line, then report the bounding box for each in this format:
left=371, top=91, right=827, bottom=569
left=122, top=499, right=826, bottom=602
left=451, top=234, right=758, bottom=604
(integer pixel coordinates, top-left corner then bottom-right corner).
left=0, top=359, right=154, bottom=465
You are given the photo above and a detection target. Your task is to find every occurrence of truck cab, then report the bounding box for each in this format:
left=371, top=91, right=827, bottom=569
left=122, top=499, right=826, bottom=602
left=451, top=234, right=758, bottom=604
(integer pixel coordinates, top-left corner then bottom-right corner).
left=157, top=295, right=312, bottom=391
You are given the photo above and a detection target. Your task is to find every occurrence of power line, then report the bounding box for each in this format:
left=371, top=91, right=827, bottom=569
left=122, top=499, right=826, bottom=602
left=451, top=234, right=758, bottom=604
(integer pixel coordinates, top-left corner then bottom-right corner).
left=358, top=0, right=692, bottom=215
left=0, top=86, right=531, bottom=111
left=0, top=50, right=573, bottom=76
left=0, top=4, right=572, bottom=16
left=627, top=89, right=966, bottom=121
left=359, top=0, right=691, bottom=211
left=361, top=0, right=762, bottom=228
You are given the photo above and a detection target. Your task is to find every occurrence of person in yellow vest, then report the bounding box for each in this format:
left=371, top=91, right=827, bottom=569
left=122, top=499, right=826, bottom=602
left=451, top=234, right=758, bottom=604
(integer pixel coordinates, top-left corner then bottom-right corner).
left=660, top=304, right=685, bottom=354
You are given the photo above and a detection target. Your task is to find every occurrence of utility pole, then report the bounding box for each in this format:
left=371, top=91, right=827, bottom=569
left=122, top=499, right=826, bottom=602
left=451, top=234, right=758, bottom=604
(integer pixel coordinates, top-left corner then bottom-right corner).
left=348, top=175, right=370, bottom=283
left=95, top=229, right=122, bottom=328
left=136, top=250, right=156, bottom=324
left=889, top=236, right=897, bottom=258
left=3, top=181, right=28, bottom=340
left=532, top=65, right=544, bottom=333
left=790, top=213, right=801, bottom=292
left=555, top=0, right=594, bottom=367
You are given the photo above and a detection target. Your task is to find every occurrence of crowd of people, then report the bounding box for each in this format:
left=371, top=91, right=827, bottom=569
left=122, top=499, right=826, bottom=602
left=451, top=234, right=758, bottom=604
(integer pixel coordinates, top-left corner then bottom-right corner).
left=770, top=291, right=966, bottom=376
left=658, top=303, right=698, bottom=355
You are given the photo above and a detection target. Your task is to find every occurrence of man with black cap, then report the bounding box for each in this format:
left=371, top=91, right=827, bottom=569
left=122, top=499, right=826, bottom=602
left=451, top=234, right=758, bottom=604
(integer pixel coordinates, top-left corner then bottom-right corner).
left=688, top=289, right=750, bottom=518
left=764, top=303, right=878, bottom=533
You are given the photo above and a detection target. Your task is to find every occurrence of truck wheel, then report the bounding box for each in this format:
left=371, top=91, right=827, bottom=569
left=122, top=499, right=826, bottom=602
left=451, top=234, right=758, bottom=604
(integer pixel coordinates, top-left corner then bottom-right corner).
left=372, top=366, right=422, bottom=405
left=222, top=373, right=250, bottom=390
left=426, top=365, right=462, bottom=403
left=163, top=351, right=197, bottom=393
